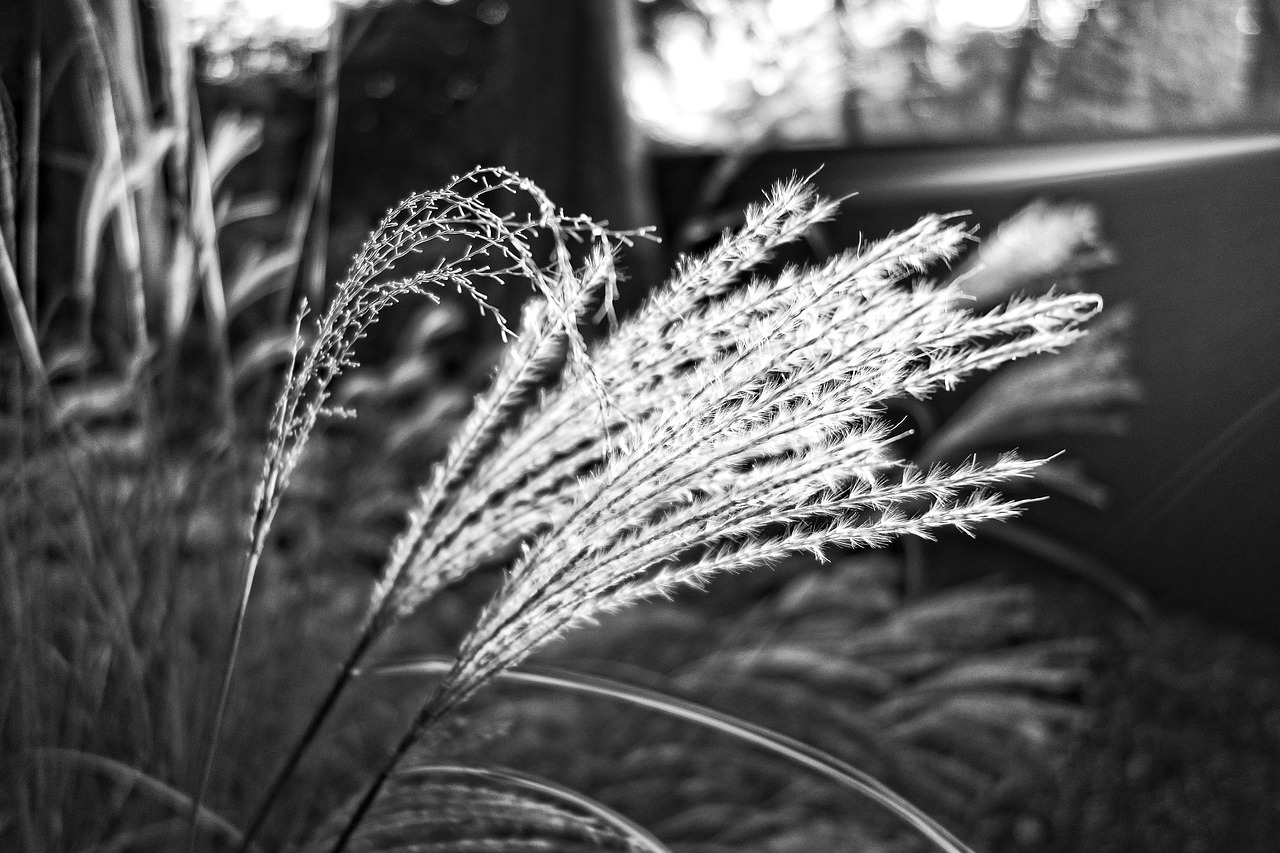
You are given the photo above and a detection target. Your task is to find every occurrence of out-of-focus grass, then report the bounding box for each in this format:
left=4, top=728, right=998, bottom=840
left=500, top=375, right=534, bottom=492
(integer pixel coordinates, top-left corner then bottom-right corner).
left=365, top=552, right=1101, bottom=853
left=1051, top=605, right=1280, bottom=853
left=7, top=407, right=1278, bottom=853
left=0, top=427, right=380, bottom=850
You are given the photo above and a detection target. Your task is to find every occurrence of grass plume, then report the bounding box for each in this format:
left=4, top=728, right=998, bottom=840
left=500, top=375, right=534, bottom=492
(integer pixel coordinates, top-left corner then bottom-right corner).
left=304, top=178, right=1101, bottom=851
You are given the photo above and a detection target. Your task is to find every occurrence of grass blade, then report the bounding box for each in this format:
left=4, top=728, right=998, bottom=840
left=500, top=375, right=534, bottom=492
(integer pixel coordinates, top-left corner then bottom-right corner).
left=67, top=0, right=150, bottom=358
left=301, top=5, right=343, bottom=309
left=377, top=657, right=976, bottom=853
left=277, top=4, right=345, bottom=319
left=32, top=748, right=256, bottom=853
left=188, top=98, right=235, bottom=427
left=0, top=228, right=46, bottom=391
left=381, top=765, right=673, bottom=853
left=19, top=2, right=40, bottom=317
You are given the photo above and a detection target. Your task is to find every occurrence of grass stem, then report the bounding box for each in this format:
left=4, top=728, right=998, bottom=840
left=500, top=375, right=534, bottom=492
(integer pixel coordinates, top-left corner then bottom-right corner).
left=325, top=686, right=452, bottom=853
left=301, top=5, right=343, bottom=309
left=185, top=544, right=266, bottom=853
left=377, top=658, right=978, bottom=853
left=236, top=611, right=382, bottom=852
left=0, top=232, right=47, bottom=392
left=20, top=3, right=40, bottom=317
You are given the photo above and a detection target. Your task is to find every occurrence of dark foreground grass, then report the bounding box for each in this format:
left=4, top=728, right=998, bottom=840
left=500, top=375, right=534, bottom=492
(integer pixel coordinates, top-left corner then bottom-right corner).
left=3, top=411, right=1277, bottom=852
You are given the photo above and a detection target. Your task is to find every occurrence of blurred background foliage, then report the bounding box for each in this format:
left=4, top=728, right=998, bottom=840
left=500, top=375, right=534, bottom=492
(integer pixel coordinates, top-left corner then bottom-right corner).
left=630, top=0, right=1275, bottom=149
left=6, top=0, right=1280, bottom=365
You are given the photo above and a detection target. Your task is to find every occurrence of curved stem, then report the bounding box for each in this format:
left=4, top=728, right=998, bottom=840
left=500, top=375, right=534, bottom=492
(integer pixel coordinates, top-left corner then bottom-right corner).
left=236, top=613, right=382, bottom=852
left=188, top=546, right=264, bottom=853
left=33, top=747, right=260, bottom=853
left=325, top=685, right=452, bottom=853
left=395, top=765, right=672, bottom=853
left=375, top=657, right=976, bottom=853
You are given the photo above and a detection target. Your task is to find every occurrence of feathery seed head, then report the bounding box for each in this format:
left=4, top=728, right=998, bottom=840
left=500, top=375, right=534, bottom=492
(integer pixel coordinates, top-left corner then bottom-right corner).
left=360, top=180, right=1103, bottom=722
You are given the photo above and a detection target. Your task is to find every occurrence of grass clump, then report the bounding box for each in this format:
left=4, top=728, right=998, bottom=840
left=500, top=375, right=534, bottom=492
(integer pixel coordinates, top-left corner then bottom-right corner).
left=4, top=169, right=1103, bottom=853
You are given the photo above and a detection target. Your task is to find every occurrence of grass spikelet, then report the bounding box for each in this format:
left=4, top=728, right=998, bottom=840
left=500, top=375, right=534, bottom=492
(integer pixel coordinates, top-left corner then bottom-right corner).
left=944, top=198, right=1115, bottom=309
left=918, top=303, right=1141, bottom=465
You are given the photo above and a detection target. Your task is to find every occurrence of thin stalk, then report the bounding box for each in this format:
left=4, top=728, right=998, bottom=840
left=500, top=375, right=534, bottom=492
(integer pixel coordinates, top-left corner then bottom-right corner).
left=236, top=612, right=382, bottom=851
left=377, top=658, right=977, bottom=853
left=241, top=288, right=590, bottom=845
left=150, top=0, right=196, bottom=397
left=324, top=684, right=454, bottom=853
left=301, top=4, right=343, bottom=309
left=0, top=230, right=47, bottom=392
left=2, top=401, right=40, bottom=853
left=276, top=4, right=344, bottom=321
left=151, top=0, right=190, bottom=201
left=184, top=540, right=268, bottom=853
left=67, top=0, right=150, bottom=358
left=242, top=491, right=478, bottom=849
left=20, top=1, right=40, bottom=315
left=236, top=484, right=482, bottom=847
left=189, top=95, right=236, bottom=435
left=190, top=311, right=314, bottom=853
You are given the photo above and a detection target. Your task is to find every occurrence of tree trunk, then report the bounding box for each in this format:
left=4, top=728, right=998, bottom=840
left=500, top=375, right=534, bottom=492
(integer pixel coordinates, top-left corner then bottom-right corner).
left=493, top=0, right=663, bottom=317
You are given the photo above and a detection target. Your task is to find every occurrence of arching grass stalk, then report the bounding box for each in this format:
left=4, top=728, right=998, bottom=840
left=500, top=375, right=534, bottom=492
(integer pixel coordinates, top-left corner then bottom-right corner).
left=388, top=764, right=674, bottom=853
left=198, top=167, right=635, bottom=853
left=378, top=658, right=976, bottom=853
left=237, top=248, right=622, bottom=850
